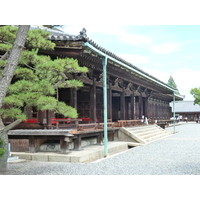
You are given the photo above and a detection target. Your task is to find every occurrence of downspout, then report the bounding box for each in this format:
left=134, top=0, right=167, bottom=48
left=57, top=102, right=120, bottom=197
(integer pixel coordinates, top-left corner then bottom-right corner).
left=82, top=42, right=109, bottom=157
left=102, top=56, right=108, bottom=157
left=173, top=91, right=176, bottom=134
left=82, top=42, right=179, bottom=154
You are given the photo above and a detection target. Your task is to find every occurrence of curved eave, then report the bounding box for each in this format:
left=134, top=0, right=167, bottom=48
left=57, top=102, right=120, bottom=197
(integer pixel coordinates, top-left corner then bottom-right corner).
left=83, top=42, right=181, bottom=96
left=174, top=94, right=185, bottom=101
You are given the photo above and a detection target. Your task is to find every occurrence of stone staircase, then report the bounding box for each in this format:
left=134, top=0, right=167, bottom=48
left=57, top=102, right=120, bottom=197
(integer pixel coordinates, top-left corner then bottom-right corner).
left=118, top=124, right=172, bottom=147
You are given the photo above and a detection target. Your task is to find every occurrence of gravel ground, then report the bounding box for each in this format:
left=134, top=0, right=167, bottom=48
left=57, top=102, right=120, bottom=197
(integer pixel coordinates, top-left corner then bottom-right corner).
left=2, top=122, right=200, bottom=175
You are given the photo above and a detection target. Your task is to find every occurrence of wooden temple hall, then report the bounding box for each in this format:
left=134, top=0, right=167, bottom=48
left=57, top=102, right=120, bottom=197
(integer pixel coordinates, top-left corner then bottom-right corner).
left=25, top=27, right=184, bottom=127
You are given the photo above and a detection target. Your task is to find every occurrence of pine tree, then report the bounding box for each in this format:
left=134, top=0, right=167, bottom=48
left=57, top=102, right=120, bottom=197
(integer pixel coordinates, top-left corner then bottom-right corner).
left=0, top=25, right=30, bottom=171
left=167, top=75, right=180, bottom=94
left=0, top=25, right=88, bottom=171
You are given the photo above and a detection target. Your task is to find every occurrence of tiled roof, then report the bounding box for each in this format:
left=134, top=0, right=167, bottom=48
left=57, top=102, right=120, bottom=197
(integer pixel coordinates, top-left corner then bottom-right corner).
left=26, top=26, right=183, bottom=98
left=46, top=28, right=178, bottom=91
left=171, top=101, right=200, bottom=112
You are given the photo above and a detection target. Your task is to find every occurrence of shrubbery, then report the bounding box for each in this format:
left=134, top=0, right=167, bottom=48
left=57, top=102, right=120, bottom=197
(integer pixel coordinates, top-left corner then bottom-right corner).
left=0, top=140, right=6, bottom=157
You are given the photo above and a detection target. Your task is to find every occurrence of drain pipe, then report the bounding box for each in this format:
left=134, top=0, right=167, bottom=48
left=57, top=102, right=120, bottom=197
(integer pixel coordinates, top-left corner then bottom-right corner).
left=82, top=43, right=109, bottom=157
left=173, top=91, right=176, bottom=134
left=102, top=56, right=108, bottom=157
left=83, top=42, right=179, bottom=154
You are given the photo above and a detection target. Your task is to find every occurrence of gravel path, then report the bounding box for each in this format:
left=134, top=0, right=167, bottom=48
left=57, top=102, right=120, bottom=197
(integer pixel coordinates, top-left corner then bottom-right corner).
left=2, top=122, right=200, bottom=175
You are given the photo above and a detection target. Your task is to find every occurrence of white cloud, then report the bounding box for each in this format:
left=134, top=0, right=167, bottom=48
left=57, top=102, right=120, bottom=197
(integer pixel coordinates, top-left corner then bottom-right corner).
left=119, top=54, right=150, bottom=64
left=143, top=68, right=200, bottom=101
left=120, top=33, right=152, bottom=46
left=172, top=69, right=200, bottom=100
left=150, top=42, right=180, bottom=54
left=143, top=68, right=170, bottom=83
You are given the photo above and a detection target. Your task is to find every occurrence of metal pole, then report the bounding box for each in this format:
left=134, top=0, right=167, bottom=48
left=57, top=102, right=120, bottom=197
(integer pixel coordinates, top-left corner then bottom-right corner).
left=173, top=91, right=176, bottom=134
left=102, top=56, right=108, bottom=157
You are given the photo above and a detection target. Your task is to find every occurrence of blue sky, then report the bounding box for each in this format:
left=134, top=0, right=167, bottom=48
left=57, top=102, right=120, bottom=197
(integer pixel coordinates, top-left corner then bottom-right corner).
left=64, top=25, right=200, bottom=100
left=5, top=0, right=200, bottom=101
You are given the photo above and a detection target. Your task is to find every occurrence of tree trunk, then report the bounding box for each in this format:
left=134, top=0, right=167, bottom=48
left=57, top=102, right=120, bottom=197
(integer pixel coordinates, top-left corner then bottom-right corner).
left=0, top=25, right=30, bottom=172
left=0, top=25, right=30, bottom=108
left=0, top=128, right=8, bottom=172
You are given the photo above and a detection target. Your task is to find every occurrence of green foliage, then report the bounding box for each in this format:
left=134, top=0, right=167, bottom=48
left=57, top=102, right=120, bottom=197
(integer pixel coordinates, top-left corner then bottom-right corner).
left=25, top=29, right=55, bottom=50
left=0, top=108, right=27, bottom=121
left=0, top=26, right=17, bottom=44
left=0, top=59, right=7, bottom=68
left=190, top=88, right=200, bottom=105
left=56, top=102, right=78, bottom=118
left=0, top=43, right=12, bottom=51
left=0, top=25, right=88, bottom=121
left=59, top=79, right=84, bottom=88
left=0, top=140, right=6, bottom=157
left=167, top=75, right=180, bottom=94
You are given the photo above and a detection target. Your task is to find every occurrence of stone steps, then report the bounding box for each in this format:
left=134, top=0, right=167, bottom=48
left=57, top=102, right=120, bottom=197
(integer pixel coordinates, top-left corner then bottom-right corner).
left=119, top=124, right=171, bottom=145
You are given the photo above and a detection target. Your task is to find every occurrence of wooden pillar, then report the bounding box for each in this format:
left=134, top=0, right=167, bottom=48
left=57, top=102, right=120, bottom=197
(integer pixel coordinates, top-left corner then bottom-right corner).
left=154, top=101, right=157, bottom=119
left=161, top=103, right=164, bottom=119
left=158, top=101, right=161, bottom=119
left=150, top=101, right=153, bottom=119
left=108, top=82, right=112, bottom=120
left=90, top=77, right=97, bottom=123
left=120, top=88, right=125, bottom=120
left=144, top=97, right=149, bottom=118
left=70, top=88, right=77, bottom=109
left=70, top=74, right=77, bottom=110
left=156, top=102, right=159, bottom=119
left=46, top=110, right=54, bottom=129
left=139, top=94, right=143, bottom=119
left=130, top=93, right=135, bottom=119
left=154, top=100, right=157, bottom=119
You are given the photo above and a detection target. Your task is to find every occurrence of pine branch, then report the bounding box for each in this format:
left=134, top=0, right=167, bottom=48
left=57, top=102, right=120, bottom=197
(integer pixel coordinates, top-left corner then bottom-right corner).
left=4, top=119, right=22, bottom=132
left=53, top=72, right=69, bottom=89
left=22, top=62, right=36, bottom=71
left=0, top=51, right=9, bottom=60
left=0, top=40, right=12, bottom=45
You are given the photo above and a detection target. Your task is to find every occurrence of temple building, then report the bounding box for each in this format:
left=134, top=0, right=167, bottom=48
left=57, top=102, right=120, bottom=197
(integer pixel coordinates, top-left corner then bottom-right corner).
left=30, top=27, right=184, bottom=126
left=4, top=27, right=186, bottom=156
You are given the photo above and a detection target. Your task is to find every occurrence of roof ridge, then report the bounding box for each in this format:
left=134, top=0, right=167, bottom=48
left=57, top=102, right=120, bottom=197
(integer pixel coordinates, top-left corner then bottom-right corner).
left=47, top=27, right=179, bottom=92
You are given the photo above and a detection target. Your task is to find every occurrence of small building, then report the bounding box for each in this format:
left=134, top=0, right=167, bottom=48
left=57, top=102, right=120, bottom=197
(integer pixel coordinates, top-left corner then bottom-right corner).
left=171, top=101, right=200, bottom=121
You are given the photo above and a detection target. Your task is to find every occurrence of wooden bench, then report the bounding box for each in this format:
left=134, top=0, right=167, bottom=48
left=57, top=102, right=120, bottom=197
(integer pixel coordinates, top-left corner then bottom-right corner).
left=132, top=120, right=144, bottom=126
left=125, top=120, right=143, bottom=126
left=77, top=123, right=98, bottom=131
left=8, top=129, right=76, bottom=154
left=117, top=120, right=143, bottom=127
left=98, top=122, right=115, bottom=129
left=117, top=120, right=127, bottom=127
left=53, top=118, right=82, bottom=129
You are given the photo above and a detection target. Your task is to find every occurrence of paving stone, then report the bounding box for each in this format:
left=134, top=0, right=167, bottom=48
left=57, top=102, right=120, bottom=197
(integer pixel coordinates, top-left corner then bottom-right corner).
left=32, top=154, right=49, bottom=161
